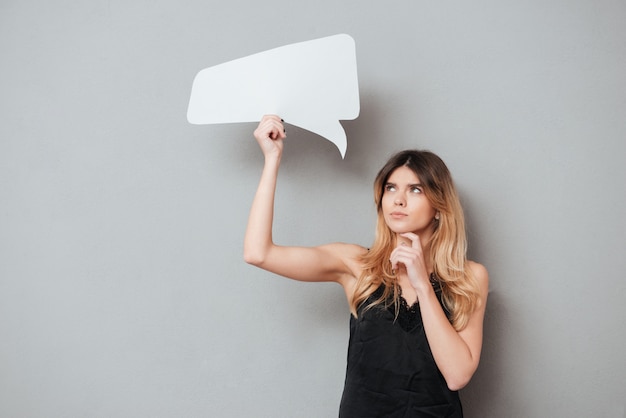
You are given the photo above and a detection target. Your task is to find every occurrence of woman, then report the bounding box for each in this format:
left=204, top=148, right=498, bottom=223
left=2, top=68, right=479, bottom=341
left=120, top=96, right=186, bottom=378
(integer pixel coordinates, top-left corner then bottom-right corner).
left=244, top=115, right=489, bottom=417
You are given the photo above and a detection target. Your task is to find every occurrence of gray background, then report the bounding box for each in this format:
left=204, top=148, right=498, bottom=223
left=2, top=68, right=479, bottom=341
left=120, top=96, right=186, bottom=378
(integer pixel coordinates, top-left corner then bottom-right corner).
left=1, top=1, right=625, bottom=417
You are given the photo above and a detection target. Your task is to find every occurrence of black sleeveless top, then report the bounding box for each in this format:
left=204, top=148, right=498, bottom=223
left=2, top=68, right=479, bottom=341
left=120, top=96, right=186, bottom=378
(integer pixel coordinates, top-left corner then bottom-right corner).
left=339, top=279, right=463, bottom=417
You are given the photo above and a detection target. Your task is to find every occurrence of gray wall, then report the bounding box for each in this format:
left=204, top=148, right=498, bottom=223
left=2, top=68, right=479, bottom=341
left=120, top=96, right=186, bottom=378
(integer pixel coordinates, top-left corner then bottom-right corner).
left=1, top=1, right=624, bottom=417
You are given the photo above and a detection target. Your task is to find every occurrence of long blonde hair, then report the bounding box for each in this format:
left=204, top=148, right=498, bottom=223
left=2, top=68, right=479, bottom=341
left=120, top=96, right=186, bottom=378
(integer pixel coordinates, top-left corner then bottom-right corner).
left=350, top=150, right=481, bottom=331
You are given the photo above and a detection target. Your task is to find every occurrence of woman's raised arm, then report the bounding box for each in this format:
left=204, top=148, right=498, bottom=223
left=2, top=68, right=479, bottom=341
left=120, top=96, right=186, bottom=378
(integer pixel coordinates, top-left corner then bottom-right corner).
left=243, top=115, right=364, bottom=285
left=243, top=115, right=285, bottom=266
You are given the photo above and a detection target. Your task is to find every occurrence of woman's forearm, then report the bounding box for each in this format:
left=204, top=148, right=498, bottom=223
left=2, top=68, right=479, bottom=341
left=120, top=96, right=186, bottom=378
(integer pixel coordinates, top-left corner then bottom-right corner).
left=416, top=288, right=478, bottom=391
left=243, top=155, right=281, bottom=266
left=416, top=264, right=488, bottom=391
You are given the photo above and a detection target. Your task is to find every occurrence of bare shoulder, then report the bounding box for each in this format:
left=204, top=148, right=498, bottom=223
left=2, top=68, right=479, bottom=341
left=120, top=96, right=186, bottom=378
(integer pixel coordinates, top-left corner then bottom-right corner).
left=468, top=260, right=489, bottom=292
left=465, top=260, right=489, bottom=316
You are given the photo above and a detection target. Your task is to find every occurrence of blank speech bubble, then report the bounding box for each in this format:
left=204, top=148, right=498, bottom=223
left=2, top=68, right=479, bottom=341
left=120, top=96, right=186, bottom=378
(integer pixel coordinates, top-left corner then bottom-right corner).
left=187, top=34, right=360, bottom=158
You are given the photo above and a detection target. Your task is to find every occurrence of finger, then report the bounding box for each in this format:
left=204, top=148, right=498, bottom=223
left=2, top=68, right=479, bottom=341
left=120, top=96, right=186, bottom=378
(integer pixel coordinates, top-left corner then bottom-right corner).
left=258, top=115, right=282, bottom=129
left=391, top=246, right=424, bottom=272
left=268, top=126, right=280, bottom=140
left=391, top=256, right=416, bottom=275
left=263, top=121, right=284, bottom=140
left=400, top=232, right=421, bottom=249
left=255, top=119, right=276, bottom=139
left=392, top=243, right=415, bottom=257
left=390, top=249, right=412, bottom=270
left=261, top=114, right=282, bottom=124
left=278, top=118, right=287, bottom=138
left=271, top=127, right=286, bottom=140
left=270, top=121, right=286, bottom=140
left=390, top=246, right=413, bottom=263
left=389, top=250, right=399, bottom=271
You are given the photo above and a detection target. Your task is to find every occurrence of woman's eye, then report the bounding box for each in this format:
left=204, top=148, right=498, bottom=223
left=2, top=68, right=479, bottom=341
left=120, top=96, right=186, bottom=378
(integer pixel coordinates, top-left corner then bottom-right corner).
left=411, top=186, right=422, bottom=194
left=385, top=184, right=396, bottom=192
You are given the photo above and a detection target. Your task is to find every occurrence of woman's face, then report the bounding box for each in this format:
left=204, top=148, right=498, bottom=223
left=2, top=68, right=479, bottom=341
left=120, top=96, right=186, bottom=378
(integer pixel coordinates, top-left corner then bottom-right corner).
left=381, top=166, right=437, bottom=235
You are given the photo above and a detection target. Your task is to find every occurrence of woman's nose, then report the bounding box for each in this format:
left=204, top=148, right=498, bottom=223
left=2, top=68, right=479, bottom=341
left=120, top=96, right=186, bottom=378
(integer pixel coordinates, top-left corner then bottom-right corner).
left=394, top=196, right=405, bottom=206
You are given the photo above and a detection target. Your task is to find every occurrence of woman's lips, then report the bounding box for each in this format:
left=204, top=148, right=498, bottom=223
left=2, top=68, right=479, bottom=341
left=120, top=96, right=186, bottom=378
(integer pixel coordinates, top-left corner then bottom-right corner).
left=390, top=211, right=407, bottom=219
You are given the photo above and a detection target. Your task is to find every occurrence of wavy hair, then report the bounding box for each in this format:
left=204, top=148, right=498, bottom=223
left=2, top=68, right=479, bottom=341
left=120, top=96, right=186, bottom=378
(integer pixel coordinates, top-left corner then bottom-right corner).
left=350, top=150, right=481, bottom=331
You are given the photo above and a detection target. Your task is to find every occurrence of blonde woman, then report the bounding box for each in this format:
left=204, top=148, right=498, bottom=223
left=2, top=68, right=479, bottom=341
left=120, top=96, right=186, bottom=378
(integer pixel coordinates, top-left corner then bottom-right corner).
left=244, top=115, right=489, bottom=417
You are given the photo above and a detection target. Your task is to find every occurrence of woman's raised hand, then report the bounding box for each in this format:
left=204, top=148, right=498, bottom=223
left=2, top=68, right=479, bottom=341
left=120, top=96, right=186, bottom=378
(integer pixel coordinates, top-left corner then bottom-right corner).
left=253, top=115, right=286, bottom=158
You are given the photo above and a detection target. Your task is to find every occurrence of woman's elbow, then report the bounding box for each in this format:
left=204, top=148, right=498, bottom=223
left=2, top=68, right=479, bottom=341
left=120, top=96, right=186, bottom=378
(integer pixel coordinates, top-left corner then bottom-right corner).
left=243, top=244, right=270, bottom=267
left=446, top=376, right=471, bottom=392
left=243, top=250, right=264, bottom=266
left=444, top=367, right=477, bottom=392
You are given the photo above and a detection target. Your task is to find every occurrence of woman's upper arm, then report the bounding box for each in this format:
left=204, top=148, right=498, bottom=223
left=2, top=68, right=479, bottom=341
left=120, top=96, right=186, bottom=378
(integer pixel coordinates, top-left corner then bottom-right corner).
left=458, top=262, right=490, bottom=369
left=247, top=242, right=366, bottom=284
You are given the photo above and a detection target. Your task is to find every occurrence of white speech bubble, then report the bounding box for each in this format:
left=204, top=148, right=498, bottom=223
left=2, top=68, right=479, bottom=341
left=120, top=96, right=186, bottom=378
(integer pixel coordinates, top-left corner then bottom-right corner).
left=187, top=34, right=360, bottom=158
